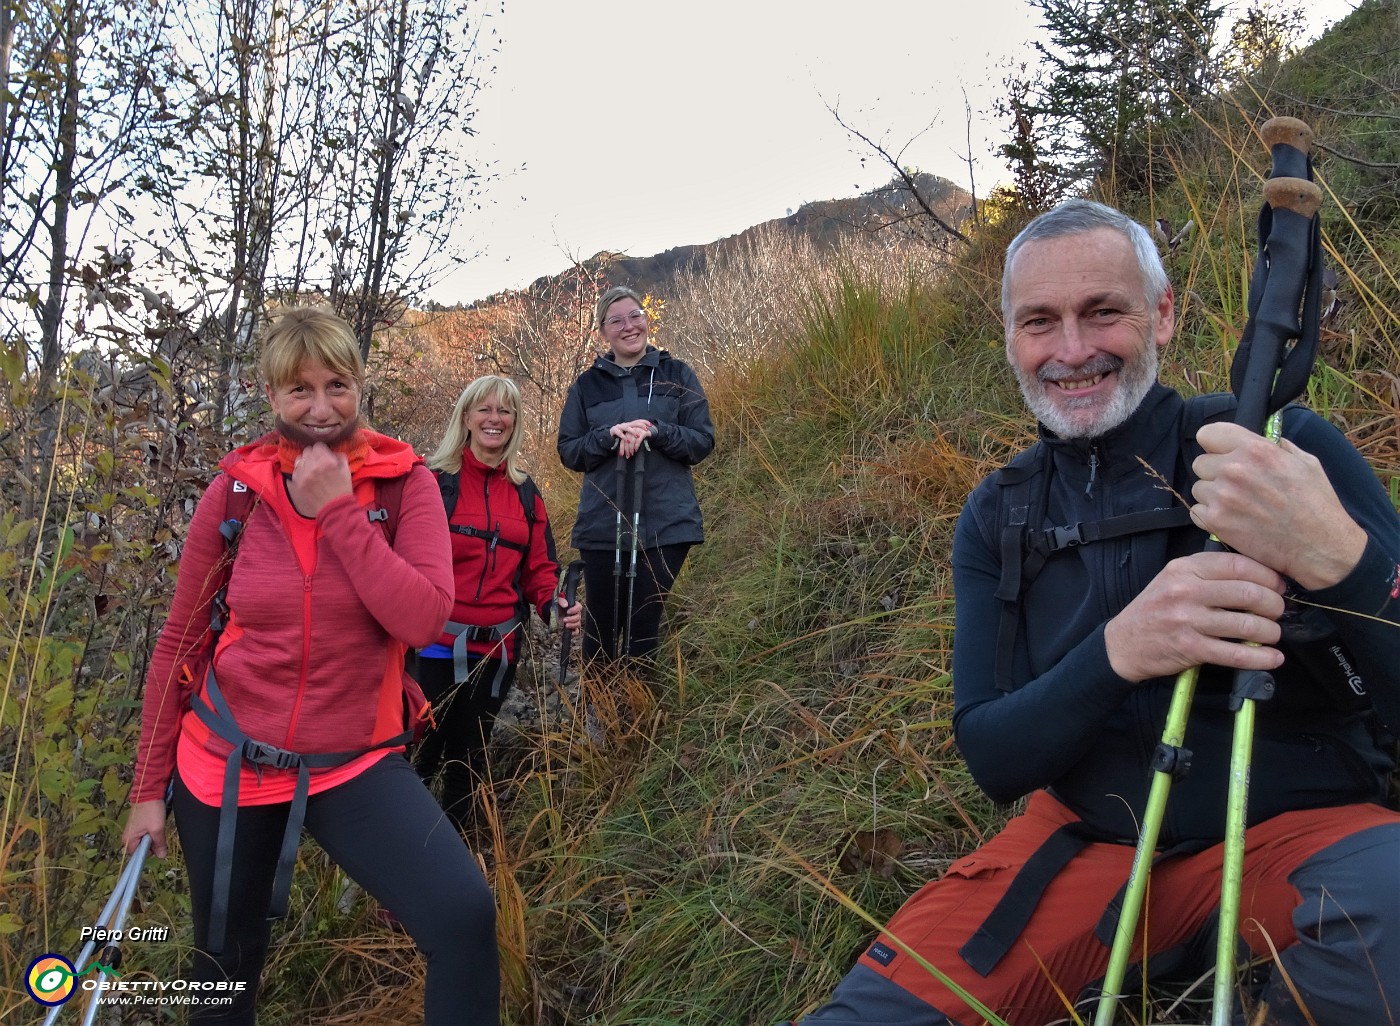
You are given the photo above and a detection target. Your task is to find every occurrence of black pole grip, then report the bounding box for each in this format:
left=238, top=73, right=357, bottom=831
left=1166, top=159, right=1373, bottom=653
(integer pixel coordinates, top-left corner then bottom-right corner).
left=1227, top=118, right=1324, bottom=429
left=562, top=559, right=585, bottom=607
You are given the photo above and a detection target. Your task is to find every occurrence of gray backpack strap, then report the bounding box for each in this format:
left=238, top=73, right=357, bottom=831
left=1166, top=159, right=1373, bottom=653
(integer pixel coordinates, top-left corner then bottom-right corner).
left=442, top=616, right=524, bottom=697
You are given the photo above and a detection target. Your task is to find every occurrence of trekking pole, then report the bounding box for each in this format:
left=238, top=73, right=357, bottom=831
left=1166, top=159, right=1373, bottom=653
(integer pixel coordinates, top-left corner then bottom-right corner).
left=41, top=835, right=151, bottom=1026
left=558, top=558, right=585, bottom=688
left=1094, top=117, right=1323, bottom=1026
left=1209, top=120, right=1323, bottom=1026
left=612, top=446, right=626, bottom=658
left=622, top=440, right=648, bottom=657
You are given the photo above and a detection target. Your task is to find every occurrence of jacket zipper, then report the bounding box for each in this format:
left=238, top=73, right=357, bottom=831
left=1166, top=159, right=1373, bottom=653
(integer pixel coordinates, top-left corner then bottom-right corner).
left=474, top=474, right=493, bottom=601
left=284, top=573, right=313, bottom=746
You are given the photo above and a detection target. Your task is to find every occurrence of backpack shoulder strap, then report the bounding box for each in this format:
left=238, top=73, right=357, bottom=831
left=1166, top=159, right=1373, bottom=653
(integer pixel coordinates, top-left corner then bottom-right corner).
left=1185, top=390, right=1238, bottom=426
left=505, top=472, right=563, bottom=627
left=991, top=445, right=1048, bottom=604
left=516, top=475, right=539, bottom=529
left=221, top=476, right=257, bottom=541
left=510, top=474, right=549, bottom=620
left=211, top=476, right=258, bottom=633
left=369, top=473, right=407, bottom=546
left=991, top=445, right=1051, bottom=691
left=1179, top=391, right=1237, bottom=474
left=434, top=467, right=461, bottom=521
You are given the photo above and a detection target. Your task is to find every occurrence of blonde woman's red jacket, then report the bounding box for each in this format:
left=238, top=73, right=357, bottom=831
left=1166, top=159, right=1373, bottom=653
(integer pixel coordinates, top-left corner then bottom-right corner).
left=435, top=449, right=561, bottom=660
left=130, top=432, right=453, bottom=804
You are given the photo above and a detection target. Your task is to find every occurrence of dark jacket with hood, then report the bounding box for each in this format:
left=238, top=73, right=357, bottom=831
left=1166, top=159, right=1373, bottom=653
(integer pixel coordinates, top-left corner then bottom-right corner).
left=951, top=384, right=1400, bottom=847
left=558, top=345, right=714, bottom=550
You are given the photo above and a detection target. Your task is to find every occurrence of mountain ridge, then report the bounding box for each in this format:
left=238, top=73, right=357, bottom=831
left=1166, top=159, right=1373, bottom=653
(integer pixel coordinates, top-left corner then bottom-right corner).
left=438, top=171, right=972, bottom=310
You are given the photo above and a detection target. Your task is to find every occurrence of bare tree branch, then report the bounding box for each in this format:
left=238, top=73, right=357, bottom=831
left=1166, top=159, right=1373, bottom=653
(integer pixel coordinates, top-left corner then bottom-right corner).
left=827, top=102, right=970, bottom=244
left=1313, top=140, right=1400, bottom=170
left=961, top=88, right=981, bottom=229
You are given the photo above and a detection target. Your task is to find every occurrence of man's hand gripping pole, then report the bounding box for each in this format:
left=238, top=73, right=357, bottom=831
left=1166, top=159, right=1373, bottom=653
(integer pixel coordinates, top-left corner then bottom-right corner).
left=1094, top=117, right=1324, bottom=1026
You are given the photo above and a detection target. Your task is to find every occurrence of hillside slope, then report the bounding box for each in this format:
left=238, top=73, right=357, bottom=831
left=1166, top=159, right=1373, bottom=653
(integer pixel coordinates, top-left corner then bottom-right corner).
left=435, top=172, right=973, bottom=309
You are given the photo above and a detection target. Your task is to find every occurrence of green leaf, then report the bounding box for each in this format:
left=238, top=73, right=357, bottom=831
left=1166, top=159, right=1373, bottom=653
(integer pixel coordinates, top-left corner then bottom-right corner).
left=6, top=517, right=35, bottom=549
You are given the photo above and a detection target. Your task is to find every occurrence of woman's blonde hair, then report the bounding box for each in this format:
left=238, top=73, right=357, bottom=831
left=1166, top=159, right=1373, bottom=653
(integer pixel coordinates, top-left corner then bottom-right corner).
left=258, top=306, right=364, bottom=389
left=594, top=285, right=646, bottom=331
left=427, top=375, right=527, bottom=484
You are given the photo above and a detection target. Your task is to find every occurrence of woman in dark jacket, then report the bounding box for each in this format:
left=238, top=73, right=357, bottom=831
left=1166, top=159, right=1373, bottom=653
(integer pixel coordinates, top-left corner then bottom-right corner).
left=415, top=375, right=581, bottom=830
left=557, top=286, right=714, bottom=661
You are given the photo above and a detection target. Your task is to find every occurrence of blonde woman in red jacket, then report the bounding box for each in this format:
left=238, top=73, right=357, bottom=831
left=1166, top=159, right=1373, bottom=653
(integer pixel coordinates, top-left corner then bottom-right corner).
left=122, top=307, right=499, bottom=1026
left=414, top=375, right=582, bottom=832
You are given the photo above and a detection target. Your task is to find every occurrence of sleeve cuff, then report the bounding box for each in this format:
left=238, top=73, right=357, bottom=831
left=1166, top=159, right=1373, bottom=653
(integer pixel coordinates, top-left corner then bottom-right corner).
left=1308, top=534, right=1399, bottom=617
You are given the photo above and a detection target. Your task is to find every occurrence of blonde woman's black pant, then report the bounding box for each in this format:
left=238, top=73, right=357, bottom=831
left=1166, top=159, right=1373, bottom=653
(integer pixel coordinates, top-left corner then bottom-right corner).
left=173, top=755, right=498, bottom=1025
left=410, top=654, right=513, bottom=831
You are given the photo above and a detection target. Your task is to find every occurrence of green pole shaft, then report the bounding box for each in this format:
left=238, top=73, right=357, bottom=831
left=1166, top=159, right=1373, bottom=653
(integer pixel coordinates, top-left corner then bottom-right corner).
left=1212, top=409, right=1282, bottom=1026
left=1212, top=696, right=1258, bottom=1025
left=1094, top=666, right=1199, bottom=1026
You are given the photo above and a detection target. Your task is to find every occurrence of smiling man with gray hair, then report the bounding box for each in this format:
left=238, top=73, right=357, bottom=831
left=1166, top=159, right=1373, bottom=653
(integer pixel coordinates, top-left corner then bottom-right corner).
left=783, top=198, right=1400, bottom=1026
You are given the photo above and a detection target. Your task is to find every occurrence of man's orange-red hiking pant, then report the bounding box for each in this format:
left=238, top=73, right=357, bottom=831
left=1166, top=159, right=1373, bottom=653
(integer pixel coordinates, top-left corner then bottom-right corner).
left=793, top=790, right=1400, bottom=1026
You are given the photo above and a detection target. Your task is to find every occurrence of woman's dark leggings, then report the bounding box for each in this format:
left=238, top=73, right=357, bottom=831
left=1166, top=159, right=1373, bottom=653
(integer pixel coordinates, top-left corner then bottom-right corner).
left=173, top=755, right=499, bottom=1026
left=579, top=544, right=690, bottom=661
left=410, top=655, right=514, bottom=831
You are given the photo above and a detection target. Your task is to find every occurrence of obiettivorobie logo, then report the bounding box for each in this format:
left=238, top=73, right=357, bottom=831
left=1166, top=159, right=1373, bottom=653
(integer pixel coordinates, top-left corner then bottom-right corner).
left=25, top=950, right=249, bottom=1009
left=25, top=953, right=118, bottom=1007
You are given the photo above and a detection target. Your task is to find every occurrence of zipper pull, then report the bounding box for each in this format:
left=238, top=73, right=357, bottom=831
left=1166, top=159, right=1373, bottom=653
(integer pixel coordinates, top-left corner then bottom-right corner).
left=1084, top=447, right=1099, bottom=498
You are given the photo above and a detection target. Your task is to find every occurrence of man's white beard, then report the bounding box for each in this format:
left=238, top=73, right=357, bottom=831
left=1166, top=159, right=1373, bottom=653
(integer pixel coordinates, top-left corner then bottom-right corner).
left=1015, top=342, right=1158, bottom=440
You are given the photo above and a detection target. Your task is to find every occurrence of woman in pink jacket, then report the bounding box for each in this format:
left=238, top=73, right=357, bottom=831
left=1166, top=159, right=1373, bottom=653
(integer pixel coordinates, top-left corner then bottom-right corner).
left=122, top=307, right=498, bottom=1026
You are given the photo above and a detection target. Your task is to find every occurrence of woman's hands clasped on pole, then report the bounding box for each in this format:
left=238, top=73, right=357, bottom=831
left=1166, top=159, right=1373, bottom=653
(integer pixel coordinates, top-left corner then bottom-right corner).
left=610, top=419, right=654, bottom=459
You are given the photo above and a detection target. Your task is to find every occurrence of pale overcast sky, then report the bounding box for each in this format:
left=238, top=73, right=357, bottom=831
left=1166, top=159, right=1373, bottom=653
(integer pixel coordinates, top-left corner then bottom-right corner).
left=432, top=0, right=1361, bottom=305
